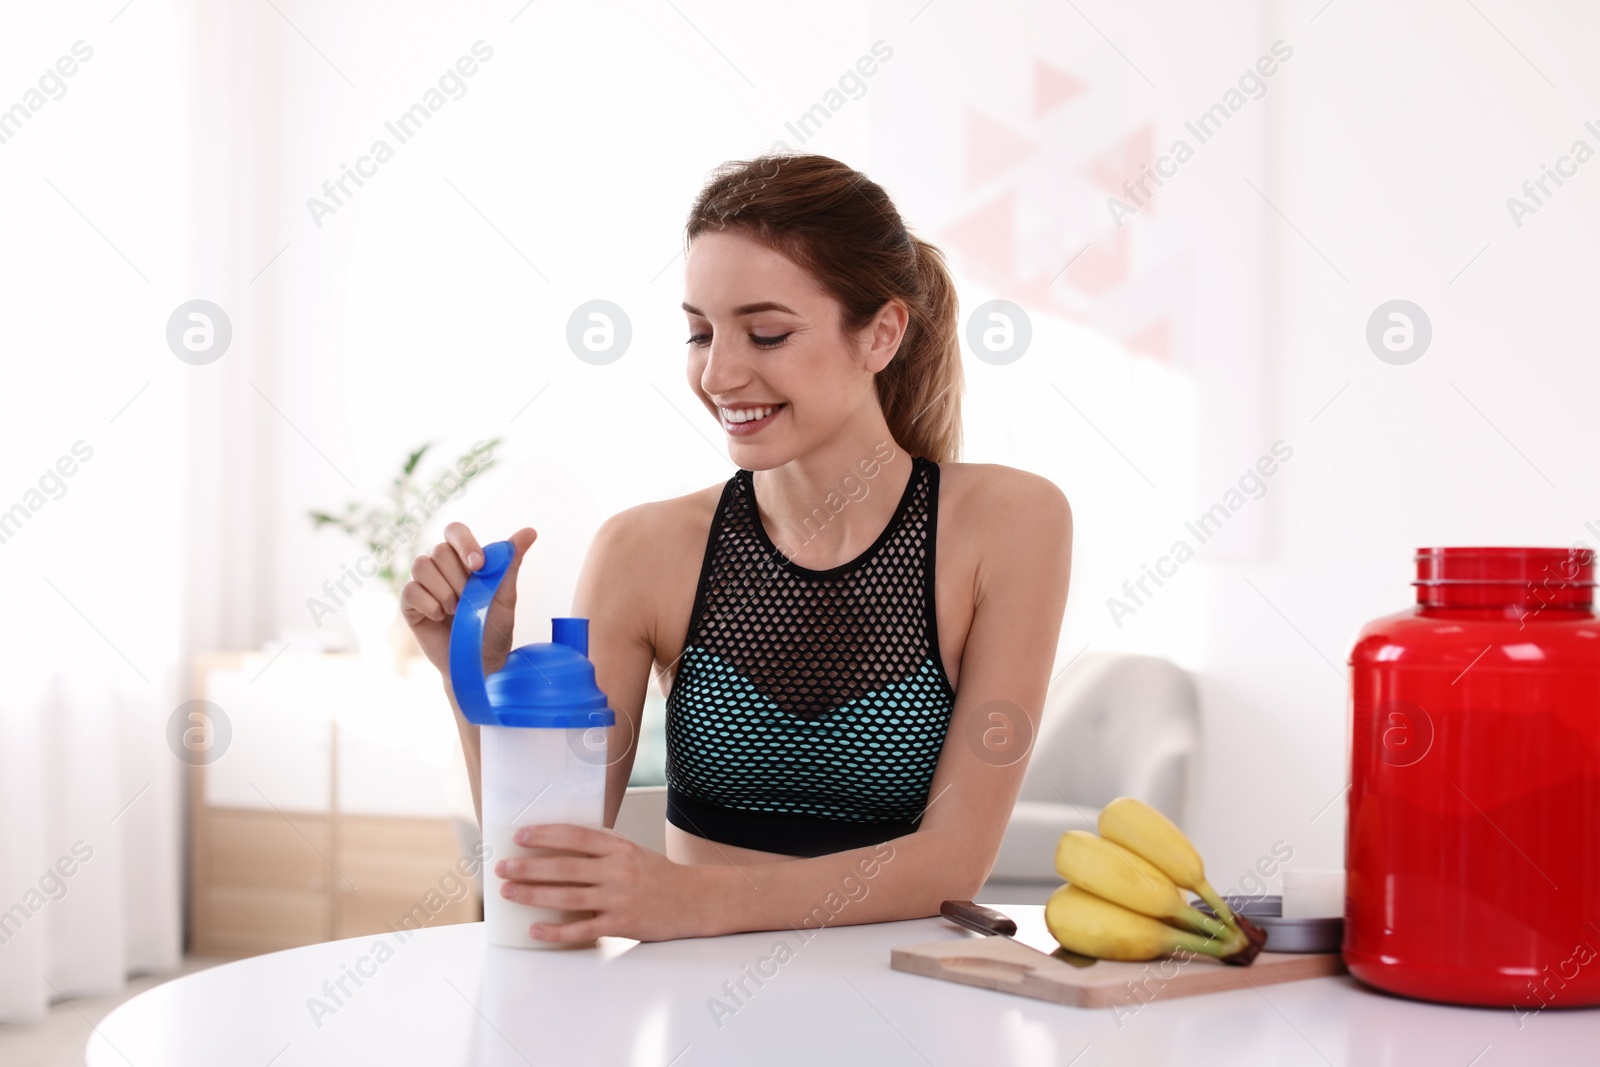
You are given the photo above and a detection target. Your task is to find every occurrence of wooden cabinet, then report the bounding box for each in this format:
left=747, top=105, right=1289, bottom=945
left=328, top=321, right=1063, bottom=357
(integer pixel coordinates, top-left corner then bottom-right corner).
left=188, top=653, right=481, bottom=959
left=190, top=805, right=481, bottom=957
left=334, top=815, right=479, bottom=941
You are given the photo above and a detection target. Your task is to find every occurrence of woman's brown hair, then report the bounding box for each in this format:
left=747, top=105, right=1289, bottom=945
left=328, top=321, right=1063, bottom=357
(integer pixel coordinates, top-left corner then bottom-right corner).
left=684, top=154, right=963, bottom=463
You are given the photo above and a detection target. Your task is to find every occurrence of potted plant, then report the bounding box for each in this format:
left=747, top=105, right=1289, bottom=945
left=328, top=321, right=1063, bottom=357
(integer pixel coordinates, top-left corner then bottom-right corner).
left=308, top=438, right=501, bottom=663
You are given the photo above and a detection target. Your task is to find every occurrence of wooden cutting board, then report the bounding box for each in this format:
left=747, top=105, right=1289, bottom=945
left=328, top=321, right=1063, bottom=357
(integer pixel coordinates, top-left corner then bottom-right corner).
left=891, top=907, right=1346, bottom=1010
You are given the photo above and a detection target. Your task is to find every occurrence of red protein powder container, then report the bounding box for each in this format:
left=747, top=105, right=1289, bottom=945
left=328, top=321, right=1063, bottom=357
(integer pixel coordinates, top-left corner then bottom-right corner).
left=1346, top=547, right=1600, bottom=1007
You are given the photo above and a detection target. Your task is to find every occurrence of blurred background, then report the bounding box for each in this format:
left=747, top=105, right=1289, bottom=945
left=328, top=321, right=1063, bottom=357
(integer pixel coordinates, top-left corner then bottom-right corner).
left=4, top=0, right=1599, bottom=1052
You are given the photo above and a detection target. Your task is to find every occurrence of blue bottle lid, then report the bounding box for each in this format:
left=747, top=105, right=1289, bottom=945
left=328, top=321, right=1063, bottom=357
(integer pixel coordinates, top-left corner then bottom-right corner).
left=448, top=540, right=615, bottom=730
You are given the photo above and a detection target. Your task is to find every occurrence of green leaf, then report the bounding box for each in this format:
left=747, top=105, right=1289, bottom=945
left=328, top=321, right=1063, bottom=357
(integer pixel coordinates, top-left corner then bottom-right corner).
left=402, top=443, right=432, bottom=477
left=309, top=435, right=504, bottom=557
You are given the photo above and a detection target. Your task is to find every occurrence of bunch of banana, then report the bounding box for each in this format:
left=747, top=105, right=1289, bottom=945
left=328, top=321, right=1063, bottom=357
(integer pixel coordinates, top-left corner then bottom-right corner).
left=1044, top=796, right=1265, bottom=966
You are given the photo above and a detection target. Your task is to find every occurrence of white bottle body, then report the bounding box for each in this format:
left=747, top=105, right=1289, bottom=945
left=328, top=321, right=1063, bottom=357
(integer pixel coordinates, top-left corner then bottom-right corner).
left=479, top=721, right=607, bottom=949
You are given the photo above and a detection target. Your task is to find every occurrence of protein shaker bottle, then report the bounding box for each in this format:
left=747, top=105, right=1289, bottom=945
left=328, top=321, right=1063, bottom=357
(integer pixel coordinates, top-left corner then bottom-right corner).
left=449, top=541, right=613, bottom=949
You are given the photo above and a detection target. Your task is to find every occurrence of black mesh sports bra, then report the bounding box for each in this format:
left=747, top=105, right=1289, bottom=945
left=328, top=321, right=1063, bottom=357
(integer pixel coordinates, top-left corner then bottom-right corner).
left=664, top=455, right=957, bottom=858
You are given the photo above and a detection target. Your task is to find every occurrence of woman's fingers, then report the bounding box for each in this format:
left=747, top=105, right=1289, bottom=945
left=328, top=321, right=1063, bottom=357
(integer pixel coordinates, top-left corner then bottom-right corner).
left=400, top=576, right=445, bottom=624
left=409, top=555, right=460, bottom=617
left=402, top=528, right=535, bottom=674
left=430, top=541, right=470, bottom=604
left=501, top=882, right=601, bottom=912
left=493, top=527, right=539, bottom=607
left=516, top=823, right=616, bottom=852
left=443, top=522, right=483, bottom=572
left=496, top=852, right=601, bottom=884
left=530, top=914, right=608, bottom=944
left=505, top=528, right=539, bottom=574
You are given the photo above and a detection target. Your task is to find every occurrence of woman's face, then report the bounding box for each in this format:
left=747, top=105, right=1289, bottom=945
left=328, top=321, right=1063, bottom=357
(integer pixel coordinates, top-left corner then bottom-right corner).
left=682, top=229, right=903, bottom=471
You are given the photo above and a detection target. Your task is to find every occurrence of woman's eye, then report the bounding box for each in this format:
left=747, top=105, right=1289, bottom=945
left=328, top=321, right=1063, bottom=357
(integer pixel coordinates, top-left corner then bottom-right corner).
left=684, top=332, right=792, bottom=348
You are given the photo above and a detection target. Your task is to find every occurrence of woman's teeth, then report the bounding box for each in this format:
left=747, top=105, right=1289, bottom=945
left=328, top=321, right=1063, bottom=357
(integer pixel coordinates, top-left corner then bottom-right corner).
left=721, top=405, right=780, bottom=424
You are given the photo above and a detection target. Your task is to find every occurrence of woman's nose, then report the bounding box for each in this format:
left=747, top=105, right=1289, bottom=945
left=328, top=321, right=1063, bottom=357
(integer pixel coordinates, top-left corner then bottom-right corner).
left=699, top=336, right=749, bottom=395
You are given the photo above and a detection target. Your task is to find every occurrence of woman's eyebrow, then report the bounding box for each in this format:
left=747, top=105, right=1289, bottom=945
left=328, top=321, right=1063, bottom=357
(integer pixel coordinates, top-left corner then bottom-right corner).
left=681, top=300, right=799, bottom=317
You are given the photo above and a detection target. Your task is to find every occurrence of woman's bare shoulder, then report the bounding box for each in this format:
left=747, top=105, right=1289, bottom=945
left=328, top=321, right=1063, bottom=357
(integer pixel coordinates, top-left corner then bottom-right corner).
left=936, top=462, right=1072, bottom=602
left=936, top=461, right=1072, bottom=532
left=589, top=481, right=726, bottom=565
left=572, top=482, right=727, bottom=646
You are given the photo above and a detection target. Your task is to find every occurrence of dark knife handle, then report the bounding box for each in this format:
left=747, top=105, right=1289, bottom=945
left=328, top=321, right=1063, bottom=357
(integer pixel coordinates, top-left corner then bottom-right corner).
left=940, top=900, right=1018, bottom=937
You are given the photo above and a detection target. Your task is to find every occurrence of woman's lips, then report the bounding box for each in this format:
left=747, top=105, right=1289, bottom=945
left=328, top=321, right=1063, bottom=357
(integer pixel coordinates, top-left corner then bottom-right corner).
left=719, top=403, right=786, bottom=437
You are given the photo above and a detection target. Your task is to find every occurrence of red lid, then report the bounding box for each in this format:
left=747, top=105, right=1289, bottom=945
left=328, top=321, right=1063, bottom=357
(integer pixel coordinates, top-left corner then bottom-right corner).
left=1413, top=546, right=1595, bottom=609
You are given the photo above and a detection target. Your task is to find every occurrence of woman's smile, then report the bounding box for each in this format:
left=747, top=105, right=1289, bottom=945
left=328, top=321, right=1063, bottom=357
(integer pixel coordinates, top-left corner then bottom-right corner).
left=719, top=402, right=787, bottom=436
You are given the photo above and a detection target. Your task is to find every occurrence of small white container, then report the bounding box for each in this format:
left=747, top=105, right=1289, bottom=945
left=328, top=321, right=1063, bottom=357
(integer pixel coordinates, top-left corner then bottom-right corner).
left=1282, top=867, right=1346, bottom=919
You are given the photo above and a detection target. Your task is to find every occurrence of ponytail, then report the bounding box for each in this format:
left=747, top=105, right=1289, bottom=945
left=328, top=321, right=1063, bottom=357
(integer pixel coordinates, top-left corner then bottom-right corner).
left=874, top=236, right=963, bottom=463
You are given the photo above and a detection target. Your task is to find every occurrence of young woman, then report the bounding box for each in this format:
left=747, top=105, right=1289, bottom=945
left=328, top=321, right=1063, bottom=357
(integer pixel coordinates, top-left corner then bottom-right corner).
left=401, top=154, right=1073, bottom=944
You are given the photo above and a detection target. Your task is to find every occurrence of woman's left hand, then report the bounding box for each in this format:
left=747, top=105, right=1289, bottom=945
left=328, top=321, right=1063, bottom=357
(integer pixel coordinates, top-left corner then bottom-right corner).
left=495, top=824, right=714, bottom=943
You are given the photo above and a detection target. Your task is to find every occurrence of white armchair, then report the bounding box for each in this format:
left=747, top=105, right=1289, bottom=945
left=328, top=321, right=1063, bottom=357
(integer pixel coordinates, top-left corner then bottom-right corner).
left=983, top=651, right=1199, bottom=897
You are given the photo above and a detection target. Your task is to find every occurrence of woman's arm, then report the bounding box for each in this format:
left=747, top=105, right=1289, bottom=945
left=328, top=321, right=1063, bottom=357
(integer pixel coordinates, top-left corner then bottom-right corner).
left=502, top=469, right=1073, bottom=942
left=445, top=689, right=482, bottom=827
left=569, top=505, right=664, bottom=829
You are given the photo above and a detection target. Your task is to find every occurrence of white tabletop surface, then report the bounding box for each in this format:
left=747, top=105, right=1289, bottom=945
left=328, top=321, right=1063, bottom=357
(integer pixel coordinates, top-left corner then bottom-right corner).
left=88, top=904, right=1593, bottom=1066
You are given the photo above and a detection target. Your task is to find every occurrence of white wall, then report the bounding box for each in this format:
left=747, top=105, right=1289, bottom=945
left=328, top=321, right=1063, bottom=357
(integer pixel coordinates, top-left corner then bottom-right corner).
left=251, top=0, right=1210, bottom=669
left=1179, top=0, right=1600, bottom=888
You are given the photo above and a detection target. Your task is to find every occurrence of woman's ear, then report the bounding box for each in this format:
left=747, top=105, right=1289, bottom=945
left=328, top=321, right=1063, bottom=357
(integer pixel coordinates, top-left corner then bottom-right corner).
left=861, top=299, right=909, bottom=373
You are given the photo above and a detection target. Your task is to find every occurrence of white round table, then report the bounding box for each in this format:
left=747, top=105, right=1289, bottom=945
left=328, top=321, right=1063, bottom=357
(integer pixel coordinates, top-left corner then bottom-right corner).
left=89, top=904, right=1593, bottom=1066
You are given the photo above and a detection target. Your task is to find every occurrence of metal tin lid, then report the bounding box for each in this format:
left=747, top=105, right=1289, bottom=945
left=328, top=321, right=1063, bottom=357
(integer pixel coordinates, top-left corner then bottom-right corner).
left=1197, top=895, right=1343, bottom=955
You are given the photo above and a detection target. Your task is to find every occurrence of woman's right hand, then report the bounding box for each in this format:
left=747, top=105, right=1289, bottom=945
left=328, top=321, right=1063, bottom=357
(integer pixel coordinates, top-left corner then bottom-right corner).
left=402, top=523, right=539, bottom=681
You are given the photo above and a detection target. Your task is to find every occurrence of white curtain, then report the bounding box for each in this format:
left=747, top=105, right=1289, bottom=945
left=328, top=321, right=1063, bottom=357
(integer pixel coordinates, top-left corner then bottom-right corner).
left=0, top=672, right=183, bottom=1022
left=0, top=0, right=194, bottom=1021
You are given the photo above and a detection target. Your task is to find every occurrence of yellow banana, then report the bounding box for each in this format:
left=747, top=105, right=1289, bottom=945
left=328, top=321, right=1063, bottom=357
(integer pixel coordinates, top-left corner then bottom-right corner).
left=1053, top=830, right=1231, bottom=940
left=1098, top=796, right=1238, bottom=929
left=1044, top=885, right=1250, bottom=963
